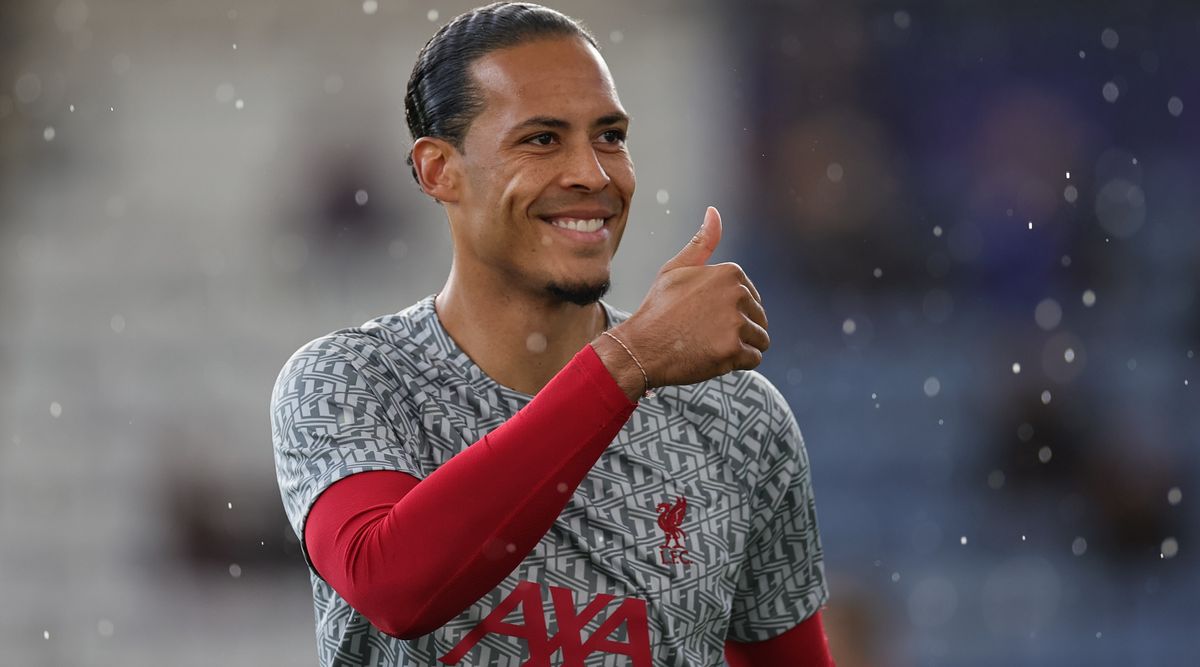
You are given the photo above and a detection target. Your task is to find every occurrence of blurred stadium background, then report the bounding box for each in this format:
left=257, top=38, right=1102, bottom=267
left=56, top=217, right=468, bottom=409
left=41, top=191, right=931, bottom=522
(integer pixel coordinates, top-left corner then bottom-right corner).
left=1, top=1, right=1196, bottom=665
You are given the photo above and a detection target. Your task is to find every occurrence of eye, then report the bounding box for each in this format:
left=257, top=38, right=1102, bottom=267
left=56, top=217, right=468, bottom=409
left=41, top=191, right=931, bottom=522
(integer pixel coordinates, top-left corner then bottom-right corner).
left=527, top=132, right=557, bottom=146
left=599, top=129, right=627, bottom=145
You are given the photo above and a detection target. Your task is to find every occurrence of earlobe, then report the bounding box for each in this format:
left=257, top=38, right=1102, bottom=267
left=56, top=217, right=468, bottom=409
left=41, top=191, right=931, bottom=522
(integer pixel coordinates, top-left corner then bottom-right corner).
left=412, top=137, right=461, bottom=204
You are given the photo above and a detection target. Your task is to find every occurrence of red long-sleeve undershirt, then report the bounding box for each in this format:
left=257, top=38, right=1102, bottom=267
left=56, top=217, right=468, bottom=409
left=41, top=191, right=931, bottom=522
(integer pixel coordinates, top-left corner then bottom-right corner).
left=304, top=342, right=833, bottom=663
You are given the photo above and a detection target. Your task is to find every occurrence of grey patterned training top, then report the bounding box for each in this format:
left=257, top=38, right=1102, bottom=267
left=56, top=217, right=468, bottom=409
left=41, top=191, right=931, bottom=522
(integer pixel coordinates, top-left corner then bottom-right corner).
left=270, top=294, right=828, bottom=667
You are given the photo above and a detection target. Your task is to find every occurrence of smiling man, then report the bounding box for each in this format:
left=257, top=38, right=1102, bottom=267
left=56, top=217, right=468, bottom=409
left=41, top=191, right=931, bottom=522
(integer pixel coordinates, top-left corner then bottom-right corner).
left=270, top=3, right=833, bottom=666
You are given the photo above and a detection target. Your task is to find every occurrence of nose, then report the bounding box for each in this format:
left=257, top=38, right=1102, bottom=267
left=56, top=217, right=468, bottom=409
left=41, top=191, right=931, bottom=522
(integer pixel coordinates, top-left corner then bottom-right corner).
left=559, top=142, right=611, bottom=193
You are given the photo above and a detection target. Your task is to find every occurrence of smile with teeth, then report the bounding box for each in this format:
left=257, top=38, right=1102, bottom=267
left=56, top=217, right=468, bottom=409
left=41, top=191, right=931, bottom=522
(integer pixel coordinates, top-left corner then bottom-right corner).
left=548, top=218, right=606, bottom=232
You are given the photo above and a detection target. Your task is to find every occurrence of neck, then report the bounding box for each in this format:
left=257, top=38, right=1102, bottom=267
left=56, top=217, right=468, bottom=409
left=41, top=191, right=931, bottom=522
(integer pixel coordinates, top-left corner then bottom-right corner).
left=434, top=267, right=609, bottom=396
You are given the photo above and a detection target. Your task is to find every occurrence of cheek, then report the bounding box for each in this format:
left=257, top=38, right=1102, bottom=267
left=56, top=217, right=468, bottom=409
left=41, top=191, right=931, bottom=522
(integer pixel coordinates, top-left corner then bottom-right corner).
left=498, top=159, right=557, bottom=209
left=606, top=153, right=636, bottom=196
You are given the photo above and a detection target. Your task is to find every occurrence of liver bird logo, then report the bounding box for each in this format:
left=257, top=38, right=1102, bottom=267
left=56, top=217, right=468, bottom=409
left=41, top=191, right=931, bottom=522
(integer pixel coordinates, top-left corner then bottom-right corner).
left=655, top=496, right=688, bottom=549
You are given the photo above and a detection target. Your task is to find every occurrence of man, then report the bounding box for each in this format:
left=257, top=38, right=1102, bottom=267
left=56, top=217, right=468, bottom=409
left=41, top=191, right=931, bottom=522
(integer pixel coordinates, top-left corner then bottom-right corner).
left=270, top=3, right=833, bottom=665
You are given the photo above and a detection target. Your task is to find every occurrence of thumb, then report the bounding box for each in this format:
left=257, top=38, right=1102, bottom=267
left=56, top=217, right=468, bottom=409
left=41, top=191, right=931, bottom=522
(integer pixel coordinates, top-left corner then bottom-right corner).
left=661, top=206, right=722, bottom=271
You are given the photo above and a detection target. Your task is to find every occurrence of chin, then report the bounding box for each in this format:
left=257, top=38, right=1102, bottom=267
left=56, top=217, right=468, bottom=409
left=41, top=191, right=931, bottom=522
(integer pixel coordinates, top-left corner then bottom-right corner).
left=544, top=279, right=611, bottom=306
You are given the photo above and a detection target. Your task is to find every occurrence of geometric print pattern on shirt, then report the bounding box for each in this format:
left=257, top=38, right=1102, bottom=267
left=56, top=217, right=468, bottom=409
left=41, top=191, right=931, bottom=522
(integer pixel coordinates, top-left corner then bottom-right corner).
left=270, top=294, right=829, bottom=667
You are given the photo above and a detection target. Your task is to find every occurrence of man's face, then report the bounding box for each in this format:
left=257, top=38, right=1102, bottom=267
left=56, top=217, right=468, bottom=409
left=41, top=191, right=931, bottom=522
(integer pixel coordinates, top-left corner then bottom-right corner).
left=448, top=36, right=635, bottom=305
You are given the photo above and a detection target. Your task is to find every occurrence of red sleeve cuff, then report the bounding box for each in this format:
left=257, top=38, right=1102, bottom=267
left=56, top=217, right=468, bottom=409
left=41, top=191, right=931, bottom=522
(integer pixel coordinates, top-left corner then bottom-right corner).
left=724, top=610, right=835, bottom=667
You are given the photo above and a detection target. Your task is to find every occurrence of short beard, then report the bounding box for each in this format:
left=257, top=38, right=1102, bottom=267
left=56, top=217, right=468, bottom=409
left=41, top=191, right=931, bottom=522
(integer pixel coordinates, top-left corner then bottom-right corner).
left=544, top=279, right=611, bottom=306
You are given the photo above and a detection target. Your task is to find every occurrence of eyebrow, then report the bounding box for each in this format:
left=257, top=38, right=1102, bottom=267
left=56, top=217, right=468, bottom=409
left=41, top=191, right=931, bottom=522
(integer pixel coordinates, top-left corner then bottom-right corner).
left=511, top=112, right=630, bottom=134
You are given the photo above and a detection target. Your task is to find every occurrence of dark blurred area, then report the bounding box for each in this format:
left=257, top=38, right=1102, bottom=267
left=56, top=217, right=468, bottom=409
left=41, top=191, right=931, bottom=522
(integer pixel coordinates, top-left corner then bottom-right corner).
left=727, top=1, right=1198, bottom=665
left=1, top=1, right=1195, bottom=665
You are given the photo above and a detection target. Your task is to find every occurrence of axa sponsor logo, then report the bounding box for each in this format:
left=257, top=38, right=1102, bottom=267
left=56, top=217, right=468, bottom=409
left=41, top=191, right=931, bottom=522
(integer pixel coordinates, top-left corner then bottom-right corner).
left=439, top=581, right=651, bottom=666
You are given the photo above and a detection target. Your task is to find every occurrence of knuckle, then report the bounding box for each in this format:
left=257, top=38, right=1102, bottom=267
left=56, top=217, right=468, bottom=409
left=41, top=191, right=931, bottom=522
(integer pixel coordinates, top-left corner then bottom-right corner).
left=719, top=262, right=745, bottom=278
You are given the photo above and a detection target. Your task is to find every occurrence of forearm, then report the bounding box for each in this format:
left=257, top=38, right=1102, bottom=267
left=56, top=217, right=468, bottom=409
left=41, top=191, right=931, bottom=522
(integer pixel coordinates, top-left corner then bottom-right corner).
left=306, top=342, right=638, bottom=638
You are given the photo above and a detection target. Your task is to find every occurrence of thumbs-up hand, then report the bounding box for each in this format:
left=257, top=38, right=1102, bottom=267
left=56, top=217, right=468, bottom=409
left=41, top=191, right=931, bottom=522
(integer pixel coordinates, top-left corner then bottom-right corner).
left=660, top=204, right=724, bottom=271
left=595, top=206, right=769, bottom=397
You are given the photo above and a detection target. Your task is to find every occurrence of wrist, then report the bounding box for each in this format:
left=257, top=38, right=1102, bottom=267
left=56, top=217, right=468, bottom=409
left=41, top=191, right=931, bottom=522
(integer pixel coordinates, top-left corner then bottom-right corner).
left=590, top=331, right=649, bottom=402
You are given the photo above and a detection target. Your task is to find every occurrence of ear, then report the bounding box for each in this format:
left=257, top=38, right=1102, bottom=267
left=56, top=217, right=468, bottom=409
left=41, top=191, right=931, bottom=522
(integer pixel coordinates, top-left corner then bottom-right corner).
left=411, top=137, right=462, bottom=203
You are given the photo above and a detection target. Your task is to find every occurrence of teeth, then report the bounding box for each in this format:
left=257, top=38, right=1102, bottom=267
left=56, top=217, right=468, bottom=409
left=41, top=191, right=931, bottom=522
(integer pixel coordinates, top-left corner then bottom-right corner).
left=549, top=218, right=605, bottom=233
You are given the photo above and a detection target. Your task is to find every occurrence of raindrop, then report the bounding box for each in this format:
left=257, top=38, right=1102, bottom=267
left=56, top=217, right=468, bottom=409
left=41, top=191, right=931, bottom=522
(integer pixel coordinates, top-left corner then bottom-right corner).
left=1012, top=362, right=1021, bottom=374
left=43, top=126, right=56, bottom=141
left=1034, top=298, right=1062, bottom=330
left=354, top=189, right=369, bottom=205
left=960, top=536, right=968, bottom=545
left=234, top=98, right=245, bottom=110
left=1038, top=446, right=1052, bottom=463
left=215, top=83, right=235, bottom=103
left=110, top=314, right=125, bottom=333
left=609, top=30, right=624, bottom=44
left=932, top=225, right=943, bottom=237
left=229, top=563, right=242, bottom=578
left=1071, top=537, right=1087, bottom=556
left=362, top=0, right=378, bottom=15
left=1082, top=290, right=1096, bottom=307
left=1167, top=487, right=1182, bottom=506
left=1064, top=185, right=1078, bottom=203
left=1102, top=82, right=1119, bottom=103
left=97, top=619, right=114, bottom=637
left=655, top=189, right=669, bottom=205
left=826, top=162, right=844, bottom=182
left=1167, top=96, right=1183, bottom=117
left=907, top=576, right=958, bottom=629
left=873, top=267, right=883, bottom=278
left=15, top=73, right=42, bottom=103
left=988, top=470, right=1005, bottom=489
left=50, top=402, right=62, bottom=418
left=1161, top=537, right=1178, bottom=559
left=1064, top=348, right=1075, bottom=363
left=525, top=332, right=548, bottom=353
left=842, top=318, right=857, bottom=335
left=923, top=377, right=941, bottom=397
left=427, top=9, right=439, bottom=22
left=1100, top=28, right=1119, bottom=50
left=893, top=10, right=911, bottom=30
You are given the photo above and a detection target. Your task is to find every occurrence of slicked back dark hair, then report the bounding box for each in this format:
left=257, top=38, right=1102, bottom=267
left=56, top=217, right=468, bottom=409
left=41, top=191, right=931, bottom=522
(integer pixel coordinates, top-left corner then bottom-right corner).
left=404, top=2, right=598, bottom=187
